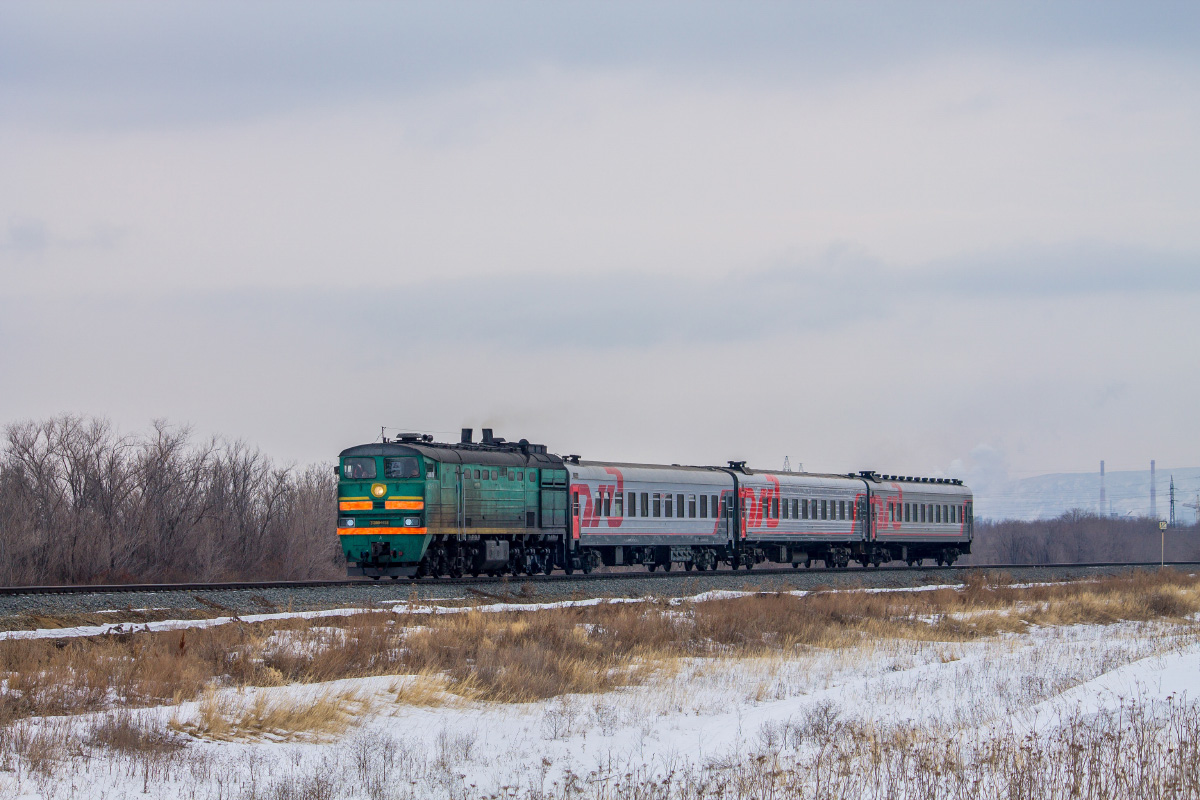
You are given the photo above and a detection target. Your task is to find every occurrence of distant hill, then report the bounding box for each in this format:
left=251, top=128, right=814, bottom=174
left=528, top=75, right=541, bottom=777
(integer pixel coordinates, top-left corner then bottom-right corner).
left=975, top=467, right=1200, bottom=523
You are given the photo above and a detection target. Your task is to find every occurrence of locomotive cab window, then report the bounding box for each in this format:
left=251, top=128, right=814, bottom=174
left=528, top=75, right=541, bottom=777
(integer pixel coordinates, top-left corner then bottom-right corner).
left=384, top=457, right=420, bottom=479
left=343, top=457, right=376, bottom=480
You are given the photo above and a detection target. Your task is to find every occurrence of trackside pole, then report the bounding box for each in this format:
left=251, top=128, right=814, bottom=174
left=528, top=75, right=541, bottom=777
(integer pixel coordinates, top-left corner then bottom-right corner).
left=1160, top=520, right=1167, bottom=567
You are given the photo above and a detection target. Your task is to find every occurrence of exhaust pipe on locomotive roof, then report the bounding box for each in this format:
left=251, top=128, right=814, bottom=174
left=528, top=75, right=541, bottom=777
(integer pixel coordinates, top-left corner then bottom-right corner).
left=461, top=428, right=473, bottom=444
left=482, top=428, right=493, bottom=444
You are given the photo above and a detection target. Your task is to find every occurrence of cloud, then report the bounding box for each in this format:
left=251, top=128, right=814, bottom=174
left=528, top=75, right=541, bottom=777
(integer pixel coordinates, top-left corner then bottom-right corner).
left=0, top=219, right=126, bottom=257
left=2, top=2, right=1198, bottom=129
left=929, top=242, right=1200, bottom=296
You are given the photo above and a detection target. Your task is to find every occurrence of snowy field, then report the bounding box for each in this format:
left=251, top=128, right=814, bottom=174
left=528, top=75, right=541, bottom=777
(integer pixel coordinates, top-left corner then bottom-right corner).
left=1, top=574, right=1198, bottom=799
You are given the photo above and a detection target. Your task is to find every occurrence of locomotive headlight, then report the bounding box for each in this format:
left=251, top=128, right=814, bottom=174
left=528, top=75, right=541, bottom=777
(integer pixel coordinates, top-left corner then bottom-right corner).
left=403, top=517, right=419, bottom=527
left=339, top=518, right=355, bottom=527
left=371, top=483, right=387, bottom=498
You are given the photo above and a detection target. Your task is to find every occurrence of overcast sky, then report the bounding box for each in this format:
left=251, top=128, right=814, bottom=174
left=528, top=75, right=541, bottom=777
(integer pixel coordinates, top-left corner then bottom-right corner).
left=1, top=2, right=1198, bottom=493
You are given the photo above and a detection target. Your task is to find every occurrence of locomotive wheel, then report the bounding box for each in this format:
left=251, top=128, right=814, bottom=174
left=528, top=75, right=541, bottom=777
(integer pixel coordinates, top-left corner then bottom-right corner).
left=582, top=561, right=593, bottom=574
left=709, top=557, right=718, bottom=571
left=564, top=565, right=574, bottom=575
left=390, top=575, right=399, bottom=581
left=805, top=557, right=812, bottom=568
left=663, top=561, right=672, bottom=572
left=543, top=560, right=553, bottom=575
left=684, top=561, right=693, bottom=571
left=470, top=570, right=480, bottom=578
left=792, top=562, right=799, bottom=569
left=647, top=563, right=657, bottom=572
left=371, top=575, right=380, bottom=581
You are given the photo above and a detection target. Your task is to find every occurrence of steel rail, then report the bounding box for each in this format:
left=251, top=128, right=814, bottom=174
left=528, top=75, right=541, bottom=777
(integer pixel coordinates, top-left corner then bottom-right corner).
left=1, top=561, right=1198, bottom=597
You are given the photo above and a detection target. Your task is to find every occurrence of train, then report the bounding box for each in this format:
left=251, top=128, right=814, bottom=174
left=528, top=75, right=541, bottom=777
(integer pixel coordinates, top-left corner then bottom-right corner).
left=336, top=429, right=973, bottom=579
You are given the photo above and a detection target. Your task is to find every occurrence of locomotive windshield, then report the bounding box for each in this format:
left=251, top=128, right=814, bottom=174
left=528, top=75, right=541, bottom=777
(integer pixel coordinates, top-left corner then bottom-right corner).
left=342, top=457, right=376, bottom=480
left=384, top=457, right=420, bottom=479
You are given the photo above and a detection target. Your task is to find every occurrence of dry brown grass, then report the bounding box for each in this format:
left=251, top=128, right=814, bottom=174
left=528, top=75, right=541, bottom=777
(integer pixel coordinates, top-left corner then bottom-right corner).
left=0, top=568, right=1194, bottom=722
left=170, top=686, right=369, bottom=742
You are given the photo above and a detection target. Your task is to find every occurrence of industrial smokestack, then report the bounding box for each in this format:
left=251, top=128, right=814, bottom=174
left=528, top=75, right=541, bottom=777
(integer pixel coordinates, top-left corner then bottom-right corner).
left=1151, top=460, right=1157, bottom=519
left=1100, top=460, right=1106, bottom=516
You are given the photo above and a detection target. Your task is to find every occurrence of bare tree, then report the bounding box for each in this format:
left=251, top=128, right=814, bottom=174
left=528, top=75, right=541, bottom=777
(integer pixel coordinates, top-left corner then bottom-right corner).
left=0, top=415, right=341, bottom=585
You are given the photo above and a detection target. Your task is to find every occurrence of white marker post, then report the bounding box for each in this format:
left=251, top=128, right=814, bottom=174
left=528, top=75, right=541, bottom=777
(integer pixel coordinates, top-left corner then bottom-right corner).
left=1160, top=520, right=1168, bottom=567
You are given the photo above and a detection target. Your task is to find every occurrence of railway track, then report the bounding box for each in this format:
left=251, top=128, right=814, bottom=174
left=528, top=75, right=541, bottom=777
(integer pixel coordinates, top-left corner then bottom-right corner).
left=2, top=560, right=1198, bottom=597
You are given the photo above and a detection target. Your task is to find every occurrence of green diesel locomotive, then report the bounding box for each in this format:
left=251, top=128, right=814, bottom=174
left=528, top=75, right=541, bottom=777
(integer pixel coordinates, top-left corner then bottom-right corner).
left=338, top=430, right=568, bottom=578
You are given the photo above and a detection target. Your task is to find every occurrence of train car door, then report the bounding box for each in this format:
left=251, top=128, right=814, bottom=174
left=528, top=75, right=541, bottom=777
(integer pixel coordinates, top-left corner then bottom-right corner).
left=858, top=495, right=872, bottom=541
left=455, top=464, right=464, bottom=535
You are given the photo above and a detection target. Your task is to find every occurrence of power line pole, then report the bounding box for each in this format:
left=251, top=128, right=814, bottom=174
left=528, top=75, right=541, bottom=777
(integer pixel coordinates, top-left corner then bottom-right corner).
left=1100, top=460, right=1106, bottom=516
left=1169, top=475, right=1176, bottom=528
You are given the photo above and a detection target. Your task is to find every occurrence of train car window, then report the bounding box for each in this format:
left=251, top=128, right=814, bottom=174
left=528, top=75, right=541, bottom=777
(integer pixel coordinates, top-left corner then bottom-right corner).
left=342, top=457, right=377, bottom=480
left=572, top=492, right=579, bottom=516
left=384, top=457, right=419, bottom=479
left=688, top=495, right=697, bottom=518
left=626, top=492, right=635, bottom=516
left=839, top=501, right=846, bottom=520
left=677, top=494, right=685, bottom=518
left=700, top=495, right=708, bottom=518
left=604, top=494, right=612, bottom=517
left=614, top=493, right=624, bottom=516
left=904, top=503, right=910, bottom=522
left=819, top=500, right=826, bottom=520
left=490, top=470, right=497, bottom=481
left=781, top=498, right=788, bottom=519
left=642, top=492, right=649, bottom=517
left=653, top=493, right=662, bottom=517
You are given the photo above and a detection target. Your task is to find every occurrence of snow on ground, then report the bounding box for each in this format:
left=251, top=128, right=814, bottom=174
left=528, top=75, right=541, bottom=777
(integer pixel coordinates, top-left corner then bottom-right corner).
left=3, top=619, right=1198, bottom=798
left=2, top=584, right=1197, bottom=799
